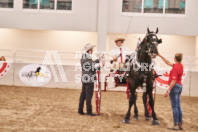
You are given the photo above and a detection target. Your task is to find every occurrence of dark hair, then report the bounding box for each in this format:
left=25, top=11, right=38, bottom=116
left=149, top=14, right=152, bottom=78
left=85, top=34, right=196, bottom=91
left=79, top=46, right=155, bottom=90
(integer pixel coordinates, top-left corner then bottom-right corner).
left=175, top=53, right=183, bottom=62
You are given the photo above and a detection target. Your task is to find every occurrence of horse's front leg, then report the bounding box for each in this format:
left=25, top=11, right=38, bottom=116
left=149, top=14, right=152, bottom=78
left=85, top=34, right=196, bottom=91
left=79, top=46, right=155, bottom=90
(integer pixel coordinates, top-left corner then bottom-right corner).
left=148, top=92, right=160, bottom=125
left=143, top=92, right=151, bottom=121
left=133, top=92, right=139, bottom=120
left=122, top=89, right=136, bottom=124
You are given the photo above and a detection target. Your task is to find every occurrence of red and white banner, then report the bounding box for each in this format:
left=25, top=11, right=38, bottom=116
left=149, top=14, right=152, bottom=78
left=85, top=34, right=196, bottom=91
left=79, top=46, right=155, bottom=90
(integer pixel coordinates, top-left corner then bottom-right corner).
left=155, top=69, right=187, bottom=89
left=0, top=62, right=11, bottom=78
left=95, top=71, right=101, bottom=115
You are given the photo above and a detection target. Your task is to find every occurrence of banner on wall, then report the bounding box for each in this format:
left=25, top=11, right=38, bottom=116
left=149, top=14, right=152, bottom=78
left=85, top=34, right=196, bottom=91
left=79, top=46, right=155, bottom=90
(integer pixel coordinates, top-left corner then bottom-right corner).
left=0, top=62, right=11, bottom=78
left=155, top=69, right=187, bottom=89
left=19, top=64, right=51, bottom=86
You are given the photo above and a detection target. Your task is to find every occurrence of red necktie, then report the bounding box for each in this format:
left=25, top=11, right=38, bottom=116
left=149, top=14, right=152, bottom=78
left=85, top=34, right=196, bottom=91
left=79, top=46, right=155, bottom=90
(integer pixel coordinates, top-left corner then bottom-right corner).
left=120, top=47, right=123, bottom=63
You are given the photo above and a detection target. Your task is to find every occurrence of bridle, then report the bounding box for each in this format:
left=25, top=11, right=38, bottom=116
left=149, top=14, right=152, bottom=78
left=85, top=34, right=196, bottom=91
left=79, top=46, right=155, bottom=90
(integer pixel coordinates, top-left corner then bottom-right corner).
left=138, top=33, right=161, bottom=58
left=125, top=29, right=162, bottom=72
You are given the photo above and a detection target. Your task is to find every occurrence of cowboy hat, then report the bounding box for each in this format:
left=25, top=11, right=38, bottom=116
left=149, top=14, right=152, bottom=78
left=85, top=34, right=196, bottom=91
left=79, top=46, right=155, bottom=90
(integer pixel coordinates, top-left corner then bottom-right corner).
left=83, top=43, right=96, bottom=52
left=115, top=38, right=125, bottom=43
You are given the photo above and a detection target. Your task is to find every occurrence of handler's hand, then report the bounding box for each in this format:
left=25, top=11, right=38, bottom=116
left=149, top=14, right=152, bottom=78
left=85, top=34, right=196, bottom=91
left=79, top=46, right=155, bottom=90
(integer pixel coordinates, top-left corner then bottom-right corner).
left=113, top=56, right=118, bottom=61
left=164, top=91, right=169, bottom=97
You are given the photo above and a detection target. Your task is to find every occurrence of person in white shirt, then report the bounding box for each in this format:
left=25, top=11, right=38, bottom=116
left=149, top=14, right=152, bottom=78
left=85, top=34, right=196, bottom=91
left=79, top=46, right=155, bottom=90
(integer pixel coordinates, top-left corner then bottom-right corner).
left=108, top=38, right=132, bottom=85
left=110, top=38, right=131, bottom=64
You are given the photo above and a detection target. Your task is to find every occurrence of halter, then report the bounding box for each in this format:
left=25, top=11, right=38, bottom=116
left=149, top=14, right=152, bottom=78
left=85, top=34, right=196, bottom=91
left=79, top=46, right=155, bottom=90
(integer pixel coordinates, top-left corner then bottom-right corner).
left=138, top=33, right=159, bottom=58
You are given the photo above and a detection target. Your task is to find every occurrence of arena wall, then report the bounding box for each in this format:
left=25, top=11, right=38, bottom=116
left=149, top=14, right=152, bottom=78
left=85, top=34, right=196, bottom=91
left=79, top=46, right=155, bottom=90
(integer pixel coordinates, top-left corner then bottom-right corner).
left=108, top=0, right=198, bottom=36
left=0, top=0, right=198, bottom=36
left=0, top=29, right=97, bottom=53
left=0, top=0, right=98, bottom=32
left=0, top=28, right=197, bottom=96
left=0, top=0, right=198, bottom=97
left=0, top=28, right=195, bottom=59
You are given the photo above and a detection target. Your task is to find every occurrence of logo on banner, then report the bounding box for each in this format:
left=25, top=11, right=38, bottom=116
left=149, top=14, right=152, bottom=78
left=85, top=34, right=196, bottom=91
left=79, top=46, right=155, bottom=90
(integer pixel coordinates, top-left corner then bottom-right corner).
left=155, top=69, right=187, bottom=89
left=19, top=64, right=51, bottom=86
left=0, top=62, right=11, bottom=78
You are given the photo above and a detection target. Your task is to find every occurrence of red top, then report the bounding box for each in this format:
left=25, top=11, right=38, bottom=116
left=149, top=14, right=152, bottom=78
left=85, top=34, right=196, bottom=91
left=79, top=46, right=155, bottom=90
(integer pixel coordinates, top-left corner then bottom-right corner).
left=168, top=63, right=183, bottom=85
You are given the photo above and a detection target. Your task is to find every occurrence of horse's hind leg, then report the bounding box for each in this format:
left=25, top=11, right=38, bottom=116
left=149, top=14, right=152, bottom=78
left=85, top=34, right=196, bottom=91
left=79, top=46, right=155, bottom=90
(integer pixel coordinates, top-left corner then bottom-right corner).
left=148, top=92, right=160, bottom=125
left=122, top=90, right=136, bottom=124
left=143, top=92, right=151, bottom=121
left=133, top=92, right=139, bottom=120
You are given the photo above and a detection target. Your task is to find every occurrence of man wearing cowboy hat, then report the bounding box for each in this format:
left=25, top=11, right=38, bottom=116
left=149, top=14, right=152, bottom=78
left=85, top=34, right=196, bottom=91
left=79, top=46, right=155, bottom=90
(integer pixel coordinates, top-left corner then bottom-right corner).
left=110, top=38, right=131, bottom=64
left=78, top=43, right=105, bottom=116
left=107, top=38, right=131, bottom=86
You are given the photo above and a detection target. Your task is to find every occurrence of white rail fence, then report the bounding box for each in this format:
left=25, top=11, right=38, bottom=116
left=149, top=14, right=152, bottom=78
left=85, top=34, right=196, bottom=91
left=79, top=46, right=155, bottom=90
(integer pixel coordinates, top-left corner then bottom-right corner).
left=0, top=49, right=198, bottom=96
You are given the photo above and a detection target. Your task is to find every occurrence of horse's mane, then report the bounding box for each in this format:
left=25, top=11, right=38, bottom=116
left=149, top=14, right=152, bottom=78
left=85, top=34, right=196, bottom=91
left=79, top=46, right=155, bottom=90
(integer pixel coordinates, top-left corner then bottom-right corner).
left=137, top=37, right=151, bottom=64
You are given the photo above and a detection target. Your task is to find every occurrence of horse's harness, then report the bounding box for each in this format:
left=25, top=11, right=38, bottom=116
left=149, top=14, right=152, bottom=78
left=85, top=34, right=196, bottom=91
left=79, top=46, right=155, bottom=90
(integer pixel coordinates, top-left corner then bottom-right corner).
left=139, top=33, right=160, bottom=56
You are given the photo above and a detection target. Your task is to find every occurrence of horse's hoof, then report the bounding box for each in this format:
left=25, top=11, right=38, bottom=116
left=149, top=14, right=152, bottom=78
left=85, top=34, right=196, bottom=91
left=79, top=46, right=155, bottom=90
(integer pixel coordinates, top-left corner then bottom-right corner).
left=122, top=119, right=130, bottom=124
left=145, top=117, right=151, bottom=121
left=133, top=115, right=139, bottom=120
left=152, top=120, right=160, bottom=125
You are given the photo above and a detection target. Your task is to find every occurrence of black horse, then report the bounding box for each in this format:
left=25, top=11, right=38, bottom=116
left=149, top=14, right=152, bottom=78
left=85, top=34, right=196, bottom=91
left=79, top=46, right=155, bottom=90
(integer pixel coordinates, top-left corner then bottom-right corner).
left=122, top=28, right=162, bottom=125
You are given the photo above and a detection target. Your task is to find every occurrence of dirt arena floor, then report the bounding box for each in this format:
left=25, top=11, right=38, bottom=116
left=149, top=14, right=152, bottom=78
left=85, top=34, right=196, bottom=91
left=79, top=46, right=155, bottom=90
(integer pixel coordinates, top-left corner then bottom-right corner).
left=0, top=85, right=198, bottom=132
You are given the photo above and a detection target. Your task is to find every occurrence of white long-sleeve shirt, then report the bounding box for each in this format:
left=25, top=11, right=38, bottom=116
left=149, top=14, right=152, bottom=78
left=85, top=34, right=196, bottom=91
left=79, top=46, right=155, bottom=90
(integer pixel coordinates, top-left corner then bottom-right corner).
left=109, top=45, right=131, bottom=63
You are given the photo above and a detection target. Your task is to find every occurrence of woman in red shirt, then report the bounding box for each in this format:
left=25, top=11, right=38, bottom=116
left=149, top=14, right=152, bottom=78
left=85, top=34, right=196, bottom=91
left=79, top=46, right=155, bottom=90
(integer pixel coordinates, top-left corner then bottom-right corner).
left=158, top=53, right=183, bottom=130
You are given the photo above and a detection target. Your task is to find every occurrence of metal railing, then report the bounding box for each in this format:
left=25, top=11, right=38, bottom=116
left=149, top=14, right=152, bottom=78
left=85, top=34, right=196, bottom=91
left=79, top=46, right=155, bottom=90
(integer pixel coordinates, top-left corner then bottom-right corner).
left=2, top=49, right=198, bottom=72
left=1, top=49, right=198, bottom=96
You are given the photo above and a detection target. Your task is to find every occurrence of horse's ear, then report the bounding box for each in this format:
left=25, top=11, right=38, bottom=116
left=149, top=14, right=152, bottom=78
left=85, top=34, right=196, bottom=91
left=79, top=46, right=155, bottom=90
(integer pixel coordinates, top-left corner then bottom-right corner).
left=156, top=27, right=159, bottom=34
left=147, top=27, right=150, bottom=33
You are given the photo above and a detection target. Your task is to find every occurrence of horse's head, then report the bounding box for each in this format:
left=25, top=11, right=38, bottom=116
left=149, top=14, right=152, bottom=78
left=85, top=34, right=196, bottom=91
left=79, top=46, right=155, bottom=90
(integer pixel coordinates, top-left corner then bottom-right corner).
left=138, top=28, right=162, bottom=58
left=144, top=27, right=162, bottom=58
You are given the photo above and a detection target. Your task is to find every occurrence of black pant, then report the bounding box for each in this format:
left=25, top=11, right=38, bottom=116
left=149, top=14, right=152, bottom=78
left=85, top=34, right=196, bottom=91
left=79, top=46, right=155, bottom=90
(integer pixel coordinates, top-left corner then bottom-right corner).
left=78, top=82, right=94, bottom=114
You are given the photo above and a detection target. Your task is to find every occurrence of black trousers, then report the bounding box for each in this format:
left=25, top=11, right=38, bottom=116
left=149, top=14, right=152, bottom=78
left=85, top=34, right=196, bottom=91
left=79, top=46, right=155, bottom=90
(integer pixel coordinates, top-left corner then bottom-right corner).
left=78, top=82, right=94, bottom=114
